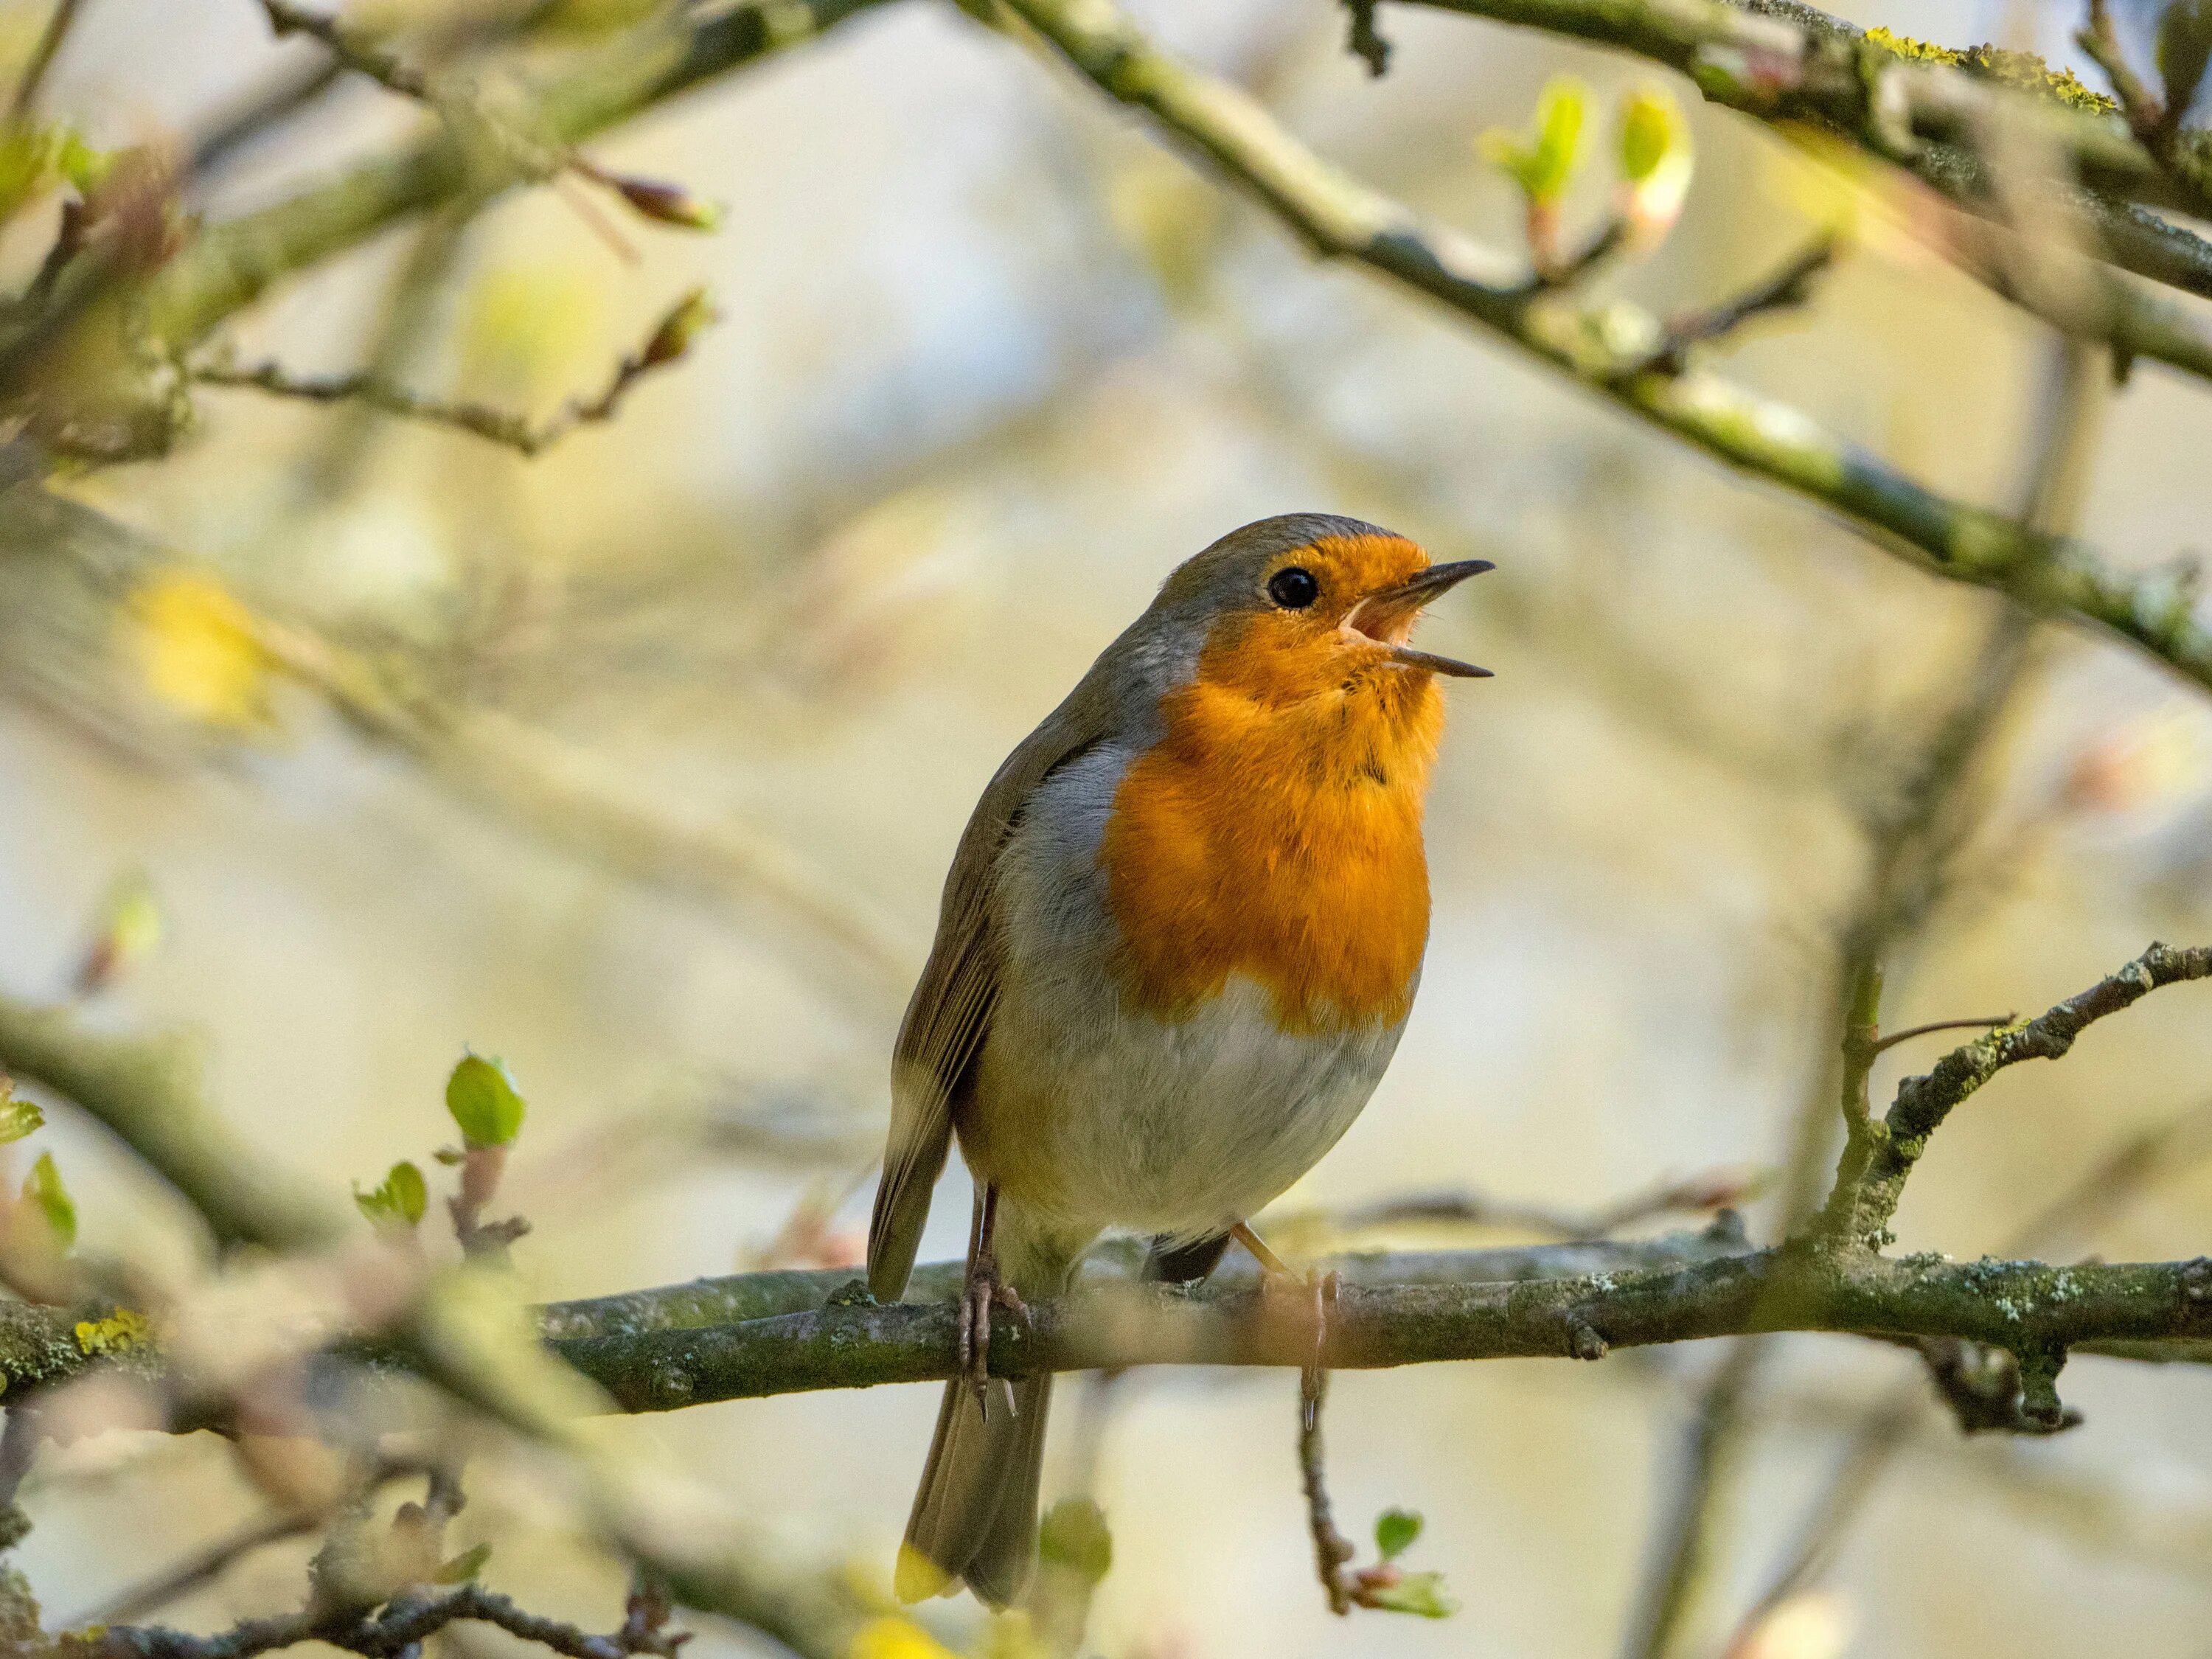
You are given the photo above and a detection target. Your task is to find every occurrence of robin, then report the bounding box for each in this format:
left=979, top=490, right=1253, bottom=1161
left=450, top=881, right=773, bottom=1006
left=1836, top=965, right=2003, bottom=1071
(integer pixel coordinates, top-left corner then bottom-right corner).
left=867, top=512, right=1492, bottom=1607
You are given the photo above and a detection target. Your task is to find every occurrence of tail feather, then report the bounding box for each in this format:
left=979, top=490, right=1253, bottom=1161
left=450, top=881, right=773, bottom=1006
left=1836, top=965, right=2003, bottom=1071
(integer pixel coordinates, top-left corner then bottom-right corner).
left=900, top=1373, right=1053, bottom=1609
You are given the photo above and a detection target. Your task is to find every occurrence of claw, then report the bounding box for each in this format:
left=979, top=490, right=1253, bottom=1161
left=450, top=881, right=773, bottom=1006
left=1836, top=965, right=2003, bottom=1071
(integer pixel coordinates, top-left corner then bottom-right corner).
left=959, top=1183, right=1010, bottom=1417
left=960, top=1248, right=997, bottom=1416
left=1235, top=1222, right=1338, bottom=1401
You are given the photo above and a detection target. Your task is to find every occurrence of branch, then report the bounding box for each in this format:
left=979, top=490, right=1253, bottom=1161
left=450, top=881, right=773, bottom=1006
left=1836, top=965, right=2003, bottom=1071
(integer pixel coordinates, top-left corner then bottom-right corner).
left=257, top=0, right=434, bottom=104
left=1312, top=1164, right=1762, bottom=1242
left=1632, top=234, right=1838, bottom=375
left=191, top=288, right=716, bottom=458
left=145, top=0, right=891, bottom=348
left=0, top=996, right=341, bottom=1252
left=1393, top=0, right=2212, bottom=303
left=543, top=1248, right=2212, bottom=1406
left=7, top=0, right=87, bottom=123
left=990, top=0, right=2212, bottom=702
left=89, top=1581, right=683, bottom=1659
left=1820, top=942, right=2212, bottom=1249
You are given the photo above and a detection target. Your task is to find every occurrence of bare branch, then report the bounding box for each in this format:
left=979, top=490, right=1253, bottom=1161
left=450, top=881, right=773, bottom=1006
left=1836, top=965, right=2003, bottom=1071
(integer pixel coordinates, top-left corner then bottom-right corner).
left=88, top=1581, right=685, bottom=1659
left=147, top=0, right=877, bottom=347
left=7, top=0, right=88, bottom=123
left=1870, top=1014, right=2019, bottom=1054
left=1632, top=236, right=1840, bottom=376
left=256, top=0, right=434, bottom=103
left=1822, top=942, right=2212, bottom=1249
left=191, top=288, right=714, bottom=457
left=1317, top=1165, right=1762, bottom=1242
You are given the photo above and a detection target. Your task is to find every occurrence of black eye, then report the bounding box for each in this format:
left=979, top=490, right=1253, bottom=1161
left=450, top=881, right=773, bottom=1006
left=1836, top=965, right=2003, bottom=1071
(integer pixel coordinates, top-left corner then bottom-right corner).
left=1267, top=566, right=1319, bottom=609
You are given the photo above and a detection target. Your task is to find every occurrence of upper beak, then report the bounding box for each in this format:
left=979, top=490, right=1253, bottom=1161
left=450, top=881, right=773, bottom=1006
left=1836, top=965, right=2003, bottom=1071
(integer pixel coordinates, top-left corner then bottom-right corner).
left=1343, top=559, right=1495, bottom=678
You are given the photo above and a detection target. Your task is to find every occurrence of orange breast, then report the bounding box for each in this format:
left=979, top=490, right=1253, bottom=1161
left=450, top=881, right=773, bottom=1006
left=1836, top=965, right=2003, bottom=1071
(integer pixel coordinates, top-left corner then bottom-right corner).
left=1100, top=620, right=1442, bottom=1034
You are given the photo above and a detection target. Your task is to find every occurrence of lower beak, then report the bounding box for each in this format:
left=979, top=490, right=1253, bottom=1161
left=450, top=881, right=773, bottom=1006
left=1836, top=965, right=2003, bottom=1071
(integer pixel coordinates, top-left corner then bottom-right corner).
left=1344, top=559, right=1495, bottom=678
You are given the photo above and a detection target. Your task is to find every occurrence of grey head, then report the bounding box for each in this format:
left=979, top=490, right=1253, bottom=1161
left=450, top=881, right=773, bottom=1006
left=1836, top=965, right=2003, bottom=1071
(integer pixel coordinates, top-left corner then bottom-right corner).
left=1082, top=514, right=1491, bottom=740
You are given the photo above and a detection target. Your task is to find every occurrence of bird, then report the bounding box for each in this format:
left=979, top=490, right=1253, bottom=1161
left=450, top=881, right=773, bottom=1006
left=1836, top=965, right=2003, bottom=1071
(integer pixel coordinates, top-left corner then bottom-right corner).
left=866, top=512, right=1492, bottom=1608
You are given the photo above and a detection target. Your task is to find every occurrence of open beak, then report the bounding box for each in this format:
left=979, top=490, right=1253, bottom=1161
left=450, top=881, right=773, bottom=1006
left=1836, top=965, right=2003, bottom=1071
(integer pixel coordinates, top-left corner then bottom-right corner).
left=1343, top=558, right=1495, bottom=678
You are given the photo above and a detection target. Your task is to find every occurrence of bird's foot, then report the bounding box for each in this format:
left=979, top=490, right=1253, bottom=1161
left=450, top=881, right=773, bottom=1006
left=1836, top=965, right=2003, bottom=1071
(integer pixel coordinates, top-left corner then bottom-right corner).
left=958, top=1247, right=998, bottom=1414
left=957, top=1252, right=1029, bottom=1415
left=1233, top=1222, right=1340, bottom=1378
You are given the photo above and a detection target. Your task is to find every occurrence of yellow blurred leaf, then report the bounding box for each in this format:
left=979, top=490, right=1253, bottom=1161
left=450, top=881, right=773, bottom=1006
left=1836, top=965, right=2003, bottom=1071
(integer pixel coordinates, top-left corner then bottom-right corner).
left=462, top=262, right=609, bottom=401
left=2063, top=705, right=2212, bottom=815
left=1731, top=1590, right=1854, bottom=1659
left=846, top=1616, right=959, bottom=1659
left=131, top=573, right=274, bottom=729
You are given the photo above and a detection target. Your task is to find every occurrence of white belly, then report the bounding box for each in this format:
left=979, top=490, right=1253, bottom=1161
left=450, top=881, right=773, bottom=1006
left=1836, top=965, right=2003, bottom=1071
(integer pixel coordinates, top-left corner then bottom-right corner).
left=967, top=972, right=1403, bottom=1244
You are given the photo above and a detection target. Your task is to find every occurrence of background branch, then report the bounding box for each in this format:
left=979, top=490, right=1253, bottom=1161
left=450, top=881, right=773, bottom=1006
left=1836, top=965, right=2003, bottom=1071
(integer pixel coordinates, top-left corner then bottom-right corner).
left=994, top=0, right=2212, bottom=701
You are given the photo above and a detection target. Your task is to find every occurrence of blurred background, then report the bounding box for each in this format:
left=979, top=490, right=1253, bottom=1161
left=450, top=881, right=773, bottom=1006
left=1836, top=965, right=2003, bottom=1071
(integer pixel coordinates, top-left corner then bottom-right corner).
left=2, top=0, right=2211, bottom=1654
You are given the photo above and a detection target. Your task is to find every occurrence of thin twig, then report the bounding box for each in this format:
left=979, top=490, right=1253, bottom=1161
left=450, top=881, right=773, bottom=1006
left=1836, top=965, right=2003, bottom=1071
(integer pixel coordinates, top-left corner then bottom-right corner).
left=6, top=0, right=86, bottom=123
left=1632, top=237, right=1840, bottom=376
left=185, top=59, right=344, bottom=181
left=2078, top=0, right=2167, bottom=154
left=257, top=0, right=434, bottom=102
left=80, top=1510, right=321, bottom=1626
left=1341, top=0, right=1390, bottom=75
left=1826, top=942, right=2212, bottom=1248
left=1298, top=1358, right=1355, bottom=1615
left=1324, top=1165, right=1761, bottom=1242
left=190, top=290, right=712, bottom=458
left=87, top=1580, right=686, bottom=1659
left=1870, top=1015, right=2018, bottom=1054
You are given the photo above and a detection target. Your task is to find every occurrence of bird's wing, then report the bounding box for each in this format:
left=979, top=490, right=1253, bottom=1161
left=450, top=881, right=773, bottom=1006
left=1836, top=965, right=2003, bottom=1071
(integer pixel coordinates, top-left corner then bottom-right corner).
left=867, top=693, right=1113, bottom=1301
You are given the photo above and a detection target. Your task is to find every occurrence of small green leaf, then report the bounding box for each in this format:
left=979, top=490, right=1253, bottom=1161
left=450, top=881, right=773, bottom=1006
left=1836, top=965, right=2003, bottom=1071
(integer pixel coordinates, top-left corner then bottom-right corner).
left=354, top=1161, right=428, bottom=1228
left=434, top=1541, right=493, bottom=1584
left=641, top=287, right=717, bottom=368
left=0, top=1093, right=42, bottom=1146
left=53, top=129, right=114, bottom=194
left=1374, top=1508, right=1422, bottom=1560
left=24, top=1152, right=74, bottom=1251
left=1037, top=1497, right=1113, bottom=1587
left=445, top=1054, right=526, bottom=1148
left=1616, top=86, right=1694, bottom=246
left=1618, top=88, right=1676, bottom=183
left=1481, top=76, right=1587, bottom=205
left=1364, top=1570, right=1456, bottom=1618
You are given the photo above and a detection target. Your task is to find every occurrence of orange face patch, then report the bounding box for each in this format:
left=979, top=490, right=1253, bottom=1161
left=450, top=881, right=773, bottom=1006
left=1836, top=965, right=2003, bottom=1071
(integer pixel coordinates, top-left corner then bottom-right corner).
left=1100, top=534, right=1445, bottom=1033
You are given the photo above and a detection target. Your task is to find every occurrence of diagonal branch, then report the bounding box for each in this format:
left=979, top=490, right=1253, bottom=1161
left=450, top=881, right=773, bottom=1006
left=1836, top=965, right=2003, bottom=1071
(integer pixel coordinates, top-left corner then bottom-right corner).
left=1820, top=942, right=2212, bottom=1250
left=1392, top=0, right=2212, bottom=302
left=144, top=0, right=893, bottom=348
left=992, top=0, right=2212, bottom=702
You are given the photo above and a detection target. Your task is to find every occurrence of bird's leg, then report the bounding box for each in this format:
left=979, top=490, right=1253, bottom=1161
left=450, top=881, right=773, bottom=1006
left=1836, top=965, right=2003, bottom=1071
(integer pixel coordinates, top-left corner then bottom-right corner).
left=1230, top=1220, right=1293, bottom=1279
left=1232, top=1222, right=1340, bottom=1382
left=959, top=1182, right=1025, bottom=1414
